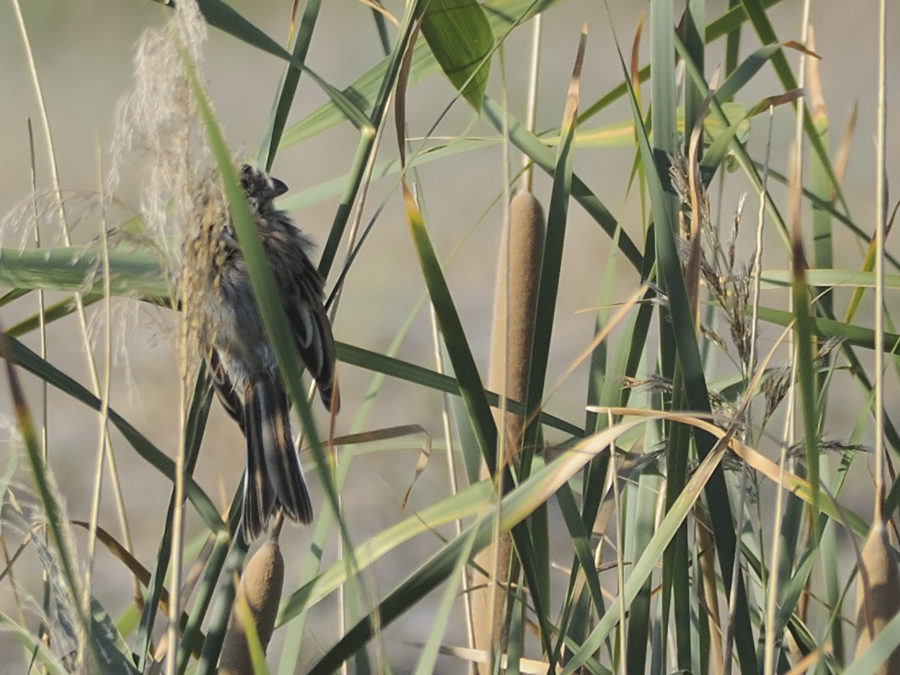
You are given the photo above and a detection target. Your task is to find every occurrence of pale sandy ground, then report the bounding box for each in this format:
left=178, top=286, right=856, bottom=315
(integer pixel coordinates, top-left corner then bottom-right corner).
left=0, top=0, right=898, bottom=672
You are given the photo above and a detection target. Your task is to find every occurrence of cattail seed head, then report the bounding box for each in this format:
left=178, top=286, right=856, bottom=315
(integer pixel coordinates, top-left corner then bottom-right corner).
left=218, top=539, right=285, bottom=674
left=855, top=521, right=900, bottom=672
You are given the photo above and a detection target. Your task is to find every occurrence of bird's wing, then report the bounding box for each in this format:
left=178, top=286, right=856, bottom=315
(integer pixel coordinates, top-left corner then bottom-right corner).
left=283, top=254, right=340, bottom=412
left=209, top=348, right=245, bottom=429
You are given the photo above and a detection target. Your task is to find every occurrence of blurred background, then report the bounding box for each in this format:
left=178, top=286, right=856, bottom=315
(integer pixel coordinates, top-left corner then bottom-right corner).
left=1, top=0, right=898, bottom=672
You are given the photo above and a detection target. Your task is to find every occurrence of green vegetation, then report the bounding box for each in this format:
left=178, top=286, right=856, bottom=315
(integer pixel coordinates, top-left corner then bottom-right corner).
left=1, top=0, right=896, bottom=673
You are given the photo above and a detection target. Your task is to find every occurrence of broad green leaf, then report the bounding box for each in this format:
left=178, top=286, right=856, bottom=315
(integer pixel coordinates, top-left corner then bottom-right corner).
left=538, top=102, right=750, bottom=148
left=761, top=269, right=900, bottom=290
left=421, top=0, right=493, bottom=111
left=336, top=342, right=582, bottom=436
left=705, top=0, right=783, bottom=42
left=90, top=599, right=141, bottom=675
left=521, top=27, right=584, bottom=476
left=279, top=0, right=781, bottom=149
left=0, top=245, right=169, bottom=300
left=757, top=306, right=900, bottom=352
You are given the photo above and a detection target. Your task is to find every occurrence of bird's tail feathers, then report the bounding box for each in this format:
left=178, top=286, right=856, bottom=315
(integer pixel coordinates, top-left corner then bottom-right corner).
left=242, top=375, right=313, bottom=541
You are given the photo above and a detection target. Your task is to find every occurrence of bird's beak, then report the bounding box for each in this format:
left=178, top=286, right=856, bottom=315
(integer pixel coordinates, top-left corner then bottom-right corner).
left=269, top=177, right=289, bottom=198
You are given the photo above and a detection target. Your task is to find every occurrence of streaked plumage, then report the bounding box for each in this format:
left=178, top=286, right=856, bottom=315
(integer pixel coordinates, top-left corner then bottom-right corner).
left=187, top=164, right=338, bottom=541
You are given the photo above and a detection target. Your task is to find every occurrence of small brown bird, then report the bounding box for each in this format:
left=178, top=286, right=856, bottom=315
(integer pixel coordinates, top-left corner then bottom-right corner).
left=186, top=164, right=339, bottom=541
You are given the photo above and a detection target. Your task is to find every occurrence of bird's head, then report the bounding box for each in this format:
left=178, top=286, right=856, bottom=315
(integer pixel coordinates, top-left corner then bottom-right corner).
left=239, top=164, right=288, bottom=213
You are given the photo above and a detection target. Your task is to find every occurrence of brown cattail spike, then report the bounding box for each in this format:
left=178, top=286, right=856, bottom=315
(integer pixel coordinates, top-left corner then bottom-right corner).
left=471, top=190, right=545, bottom=674
left=218, top=539, right=285, bottom=675
left=855, top=521, right=900, bottom=673
left=489, top=190, right=546, bottom=441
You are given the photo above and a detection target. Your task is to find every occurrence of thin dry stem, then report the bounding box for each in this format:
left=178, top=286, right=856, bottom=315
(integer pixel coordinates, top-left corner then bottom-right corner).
left=872, top=0, right=888, bottom=523
left=83, top=142, right=113, bottom=627
left=429, top=305, right=476, bottom=659
left=521, top=14, right=542, bottom=193
left=609, top=411, right=627, bottom=675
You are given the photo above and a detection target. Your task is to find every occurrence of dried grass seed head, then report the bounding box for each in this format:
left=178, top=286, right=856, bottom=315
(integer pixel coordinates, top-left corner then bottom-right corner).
left=762, top=364, right=792, bottom=426
left=816, top=335, right=844, bottom=364
left=2, top=475, right=86, bottom=665
left=108, top=0, right=207, bottom=261
left=0, top=190, right=103, bottom=251
left=180, top=167, right=231, bottom=364
left=106, top=0, right=217, bottom=382
left=728, top=193, right=746, bottom=273
left=787, top=437, right=869, bottom=460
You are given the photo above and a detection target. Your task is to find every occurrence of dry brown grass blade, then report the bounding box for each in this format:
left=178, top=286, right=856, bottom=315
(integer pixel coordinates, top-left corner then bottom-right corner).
left=783, top=646, right=824, bottom=675
left=424, top=643, right=549, bottom=674
left=218, top=538, right=285, bottom=674
left=549, top=285, right=648, bottom=398
left=696, top=510, right=724, bottom=675
left=563, top=26, right=587, bottom=123
left=806, top=25, right=858, bottom=205
left=289, top=0, right=301, bottom=39
left=806, top=26, right=826, bottom=122
left=393, top=14, right=421, bottom=170
left=724, top=439, right=850, bottom=524
left=782, top=40, right=822, bottom=59
left=72, top=520, right=149, bottom=603
left=854, top=521, right=900, bottom=672
left=832, top=102, right=858, bottom=197
left=789, top=146, right=808, bottom=282
left=355, top=0, right=400, bottom=27
left=684, top=79, right=716, bottom=322
left=630, top=12, right=644, bottom=110
left=747, top=90, right=805, bottom=117
left=593, top=411, right=863, bottom=535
